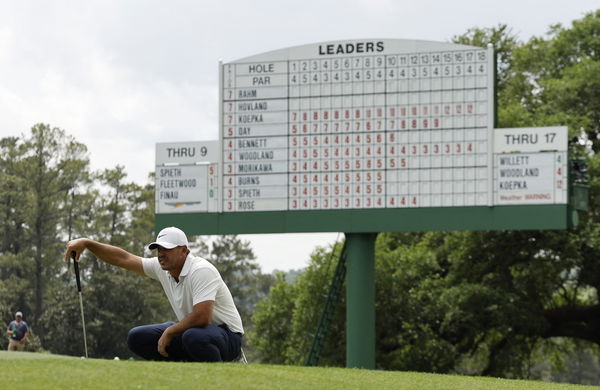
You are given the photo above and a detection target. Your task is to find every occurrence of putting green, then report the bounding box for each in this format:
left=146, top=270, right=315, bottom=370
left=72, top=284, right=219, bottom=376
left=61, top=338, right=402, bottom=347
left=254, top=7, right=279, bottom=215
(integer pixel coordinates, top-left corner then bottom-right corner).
left=0, top=350, right=75, bottom=359
left=0, top=351, right=597, bottom=390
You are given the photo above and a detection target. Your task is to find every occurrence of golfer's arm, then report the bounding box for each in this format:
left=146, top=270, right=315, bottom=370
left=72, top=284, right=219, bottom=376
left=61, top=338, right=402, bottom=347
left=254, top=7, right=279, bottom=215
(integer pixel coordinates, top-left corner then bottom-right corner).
left=167, top=301, right=214, bottom=336
left=68, top=238, right=144, bottom=276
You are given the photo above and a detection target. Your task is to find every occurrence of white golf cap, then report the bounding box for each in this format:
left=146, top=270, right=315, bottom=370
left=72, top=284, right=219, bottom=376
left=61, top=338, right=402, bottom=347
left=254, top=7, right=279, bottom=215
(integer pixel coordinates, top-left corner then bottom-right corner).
left=148, top=227, right=189, bottom=250
left=15, top=311, right=22, bottom=317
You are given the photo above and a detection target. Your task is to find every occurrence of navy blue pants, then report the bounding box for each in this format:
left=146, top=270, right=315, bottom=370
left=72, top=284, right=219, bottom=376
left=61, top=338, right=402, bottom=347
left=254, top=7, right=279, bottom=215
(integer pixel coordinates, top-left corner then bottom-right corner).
left=127, top=322, right=242, bottom=362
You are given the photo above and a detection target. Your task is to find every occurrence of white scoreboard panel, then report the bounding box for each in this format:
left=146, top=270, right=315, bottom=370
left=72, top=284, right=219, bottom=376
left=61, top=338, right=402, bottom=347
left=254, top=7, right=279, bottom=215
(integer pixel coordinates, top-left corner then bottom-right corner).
left=220, top=39, right=494, bottom=213
left=493, top=126, right=568, bottom=205
left=155, top=141, right=219, bottom=214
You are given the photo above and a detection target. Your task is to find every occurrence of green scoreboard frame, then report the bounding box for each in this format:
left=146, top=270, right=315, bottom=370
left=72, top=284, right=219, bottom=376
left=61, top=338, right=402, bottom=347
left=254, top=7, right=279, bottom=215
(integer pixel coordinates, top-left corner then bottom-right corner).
left=156, top=204, right=575, bottom=234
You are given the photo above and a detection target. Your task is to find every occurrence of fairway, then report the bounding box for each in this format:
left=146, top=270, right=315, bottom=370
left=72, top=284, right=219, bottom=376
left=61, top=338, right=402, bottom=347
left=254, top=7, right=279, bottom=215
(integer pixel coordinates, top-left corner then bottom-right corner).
left=0, top=351, right=598, bottom=390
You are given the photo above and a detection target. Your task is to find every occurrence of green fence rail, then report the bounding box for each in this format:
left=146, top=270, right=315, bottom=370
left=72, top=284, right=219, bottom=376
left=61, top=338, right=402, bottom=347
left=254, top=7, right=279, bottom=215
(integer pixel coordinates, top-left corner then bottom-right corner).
left=305, top=240, right=347, bottom=366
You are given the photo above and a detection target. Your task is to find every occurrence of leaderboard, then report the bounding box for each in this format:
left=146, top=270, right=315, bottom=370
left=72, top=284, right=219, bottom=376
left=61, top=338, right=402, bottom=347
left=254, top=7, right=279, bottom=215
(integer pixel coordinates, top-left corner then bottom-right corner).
left=221, top=40, right=494, bottom=212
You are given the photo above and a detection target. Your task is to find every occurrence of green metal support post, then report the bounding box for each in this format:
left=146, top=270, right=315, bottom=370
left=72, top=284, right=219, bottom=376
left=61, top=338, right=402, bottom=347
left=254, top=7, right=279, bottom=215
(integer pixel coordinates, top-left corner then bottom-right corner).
left=345, top=232, right=377, bottom=369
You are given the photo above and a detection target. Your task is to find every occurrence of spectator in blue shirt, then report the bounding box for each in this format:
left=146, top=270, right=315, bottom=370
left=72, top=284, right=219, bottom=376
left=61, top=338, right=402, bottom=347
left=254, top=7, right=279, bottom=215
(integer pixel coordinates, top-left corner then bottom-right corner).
left=6, top=311, right=29, bottom=351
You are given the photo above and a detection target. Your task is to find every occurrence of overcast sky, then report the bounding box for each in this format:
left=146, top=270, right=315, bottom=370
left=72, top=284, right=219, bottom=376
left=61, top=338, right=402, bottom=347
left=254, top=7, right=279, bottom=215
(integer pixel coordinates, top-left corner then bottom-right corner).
left=1, top=1, right=597, bottom=272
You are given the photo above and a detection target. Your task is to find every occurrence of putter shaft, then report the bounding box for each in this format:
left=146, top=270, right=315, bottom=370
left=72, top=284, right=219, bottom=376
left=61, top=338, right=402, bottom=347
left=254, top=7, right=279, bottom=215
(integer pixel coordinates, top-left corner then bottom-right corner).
left=72, top=254, right=89, bottom=358
left=77, top=291, right=88, bottom=358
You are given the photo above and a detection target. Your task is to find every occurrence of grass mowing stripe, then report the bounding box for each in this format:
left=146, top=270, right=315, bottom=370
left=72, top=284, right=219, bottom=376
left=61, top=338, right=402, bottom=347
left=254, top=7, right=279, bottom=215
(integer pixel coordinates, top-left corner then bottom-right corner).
left=0, top=352, right=598, bottom=390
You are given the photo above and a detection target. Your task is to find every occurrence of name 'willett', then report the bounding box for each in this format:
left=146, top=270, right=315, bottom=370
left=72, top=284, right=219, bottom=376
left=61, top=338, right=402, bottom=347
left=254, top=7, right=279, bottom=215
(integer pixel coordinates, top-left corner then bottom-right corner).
left=498, top=155, right=539, bottom=190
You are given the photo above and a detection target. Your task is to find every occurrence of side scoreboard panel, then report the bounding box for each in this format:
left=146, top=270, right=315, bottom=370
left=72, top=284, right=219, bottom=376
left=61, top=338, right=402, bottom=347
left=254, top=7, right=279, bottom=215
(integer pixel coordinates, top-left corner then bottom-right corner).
left=155, top=141, right=218, bottom=214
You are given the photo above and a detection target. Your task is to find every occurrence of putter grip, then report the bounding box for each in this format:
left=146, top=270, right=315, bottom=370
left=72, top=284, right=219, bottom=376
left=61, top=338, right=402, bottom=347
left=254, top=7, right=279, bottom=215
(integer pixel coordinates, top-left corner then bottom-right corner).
left=72, top=251, right=82, bottom=292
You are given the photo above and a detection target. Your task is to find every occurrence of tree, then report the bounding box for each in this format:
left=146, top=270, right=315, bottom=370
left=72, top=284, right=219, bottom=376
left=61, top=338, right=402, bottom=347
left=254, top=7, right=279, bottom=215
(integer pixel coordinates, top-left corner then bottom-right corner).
left=251, top=11, right=600, bottom=382
left=40, top=168, right=171, bottom=358
left=449, top=10, right=600, bottom=377
left=0, top=123, right=173, bottom=358
left=0, top=137, right=30, bottom=319
left=0, top=124, right=90, bottom=333
left=195, top=235, right=276, bottom=343
left=0, top=137, right=28, bottom=256
left=250, top=242, right=346, bottom=365
left=249, top=273, right=298, bottom=364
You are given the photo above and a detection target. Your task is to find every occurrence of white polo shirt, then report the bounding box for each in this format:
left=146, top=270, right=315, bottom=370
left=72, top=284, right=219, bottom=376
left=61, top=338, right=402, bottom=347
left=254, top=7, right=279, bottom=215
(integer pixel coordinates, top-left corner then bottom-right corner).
left=141, top=254, right=244, bottom=334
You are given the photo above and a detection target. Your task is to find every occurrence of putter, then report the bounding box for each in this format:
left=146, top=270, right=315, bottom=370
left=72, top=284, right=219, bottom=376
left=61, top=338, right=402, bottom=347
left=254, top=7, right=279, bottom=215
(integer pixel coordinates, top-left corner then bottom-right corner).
left=71, top=251, right=89, bottom=358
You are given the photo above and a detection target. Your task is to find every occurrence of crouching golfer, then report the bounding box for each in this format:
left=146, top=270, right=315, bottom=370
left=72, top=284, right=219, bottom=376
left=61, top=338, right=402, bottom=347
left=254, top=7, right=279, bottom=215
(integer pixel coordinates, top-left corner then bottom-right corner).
left=64, top=227, right=243, bottom=362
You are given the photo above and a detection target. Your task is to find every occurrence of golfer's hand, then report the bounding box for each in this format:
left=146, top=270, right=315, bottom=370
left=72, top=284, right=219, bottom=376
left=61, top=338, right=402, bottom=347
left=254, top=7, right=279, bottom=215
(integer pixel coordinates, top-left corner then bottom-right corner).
left=158, top=329, right=174, bottom=357
left=65, top=238, right=89, bottom=263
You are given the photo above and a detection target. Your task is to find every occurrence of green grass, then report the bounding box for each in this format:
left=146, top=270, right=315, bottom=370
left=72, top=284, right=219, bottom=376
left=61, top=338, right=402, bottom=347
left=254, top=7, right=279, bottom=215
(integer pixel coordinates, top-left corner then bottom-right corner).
left=0, top=351, right=598, bottom=390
